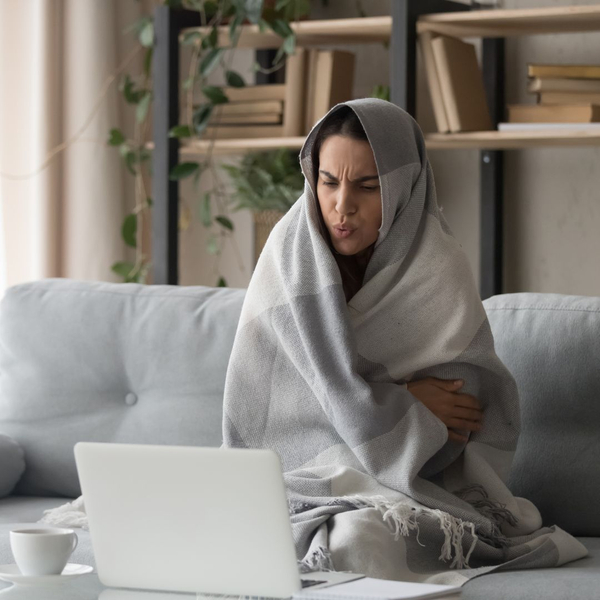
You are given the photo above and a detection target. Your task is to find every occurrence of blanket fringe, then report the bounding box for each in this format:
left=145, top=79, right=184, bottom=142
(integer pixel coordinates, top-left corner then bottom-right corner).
left=454, top=484, right=517, bottom=549
left=330, top=495, right=479, bottom=570
left=299, top=546, right=335, bottom=574
left=39, top=496, right=88, bottom=530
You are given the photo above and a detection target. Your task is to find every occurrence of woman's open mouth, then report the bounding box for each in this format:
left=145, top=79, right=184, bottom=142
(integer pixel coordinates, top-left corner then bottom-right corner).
left=333, top=226, right=356, bottom=239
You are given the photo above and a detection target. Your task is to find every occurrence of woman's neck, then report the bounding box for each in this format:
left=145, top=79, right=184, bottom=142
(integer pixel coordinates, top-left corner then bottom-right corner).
left=334, top=244, right=375, bottom=302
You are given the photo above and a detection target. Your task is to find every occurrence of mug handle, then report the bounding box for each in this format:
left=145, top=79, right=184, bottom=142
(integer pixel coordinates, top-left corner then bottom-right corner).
left=71, top=532, right=78, bottom=553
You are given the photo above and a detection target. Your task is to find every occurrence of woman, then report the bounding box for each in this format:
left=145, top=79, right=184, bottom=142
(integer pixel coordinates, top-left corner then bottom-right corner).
left=222, top=98, right=586, bottom=585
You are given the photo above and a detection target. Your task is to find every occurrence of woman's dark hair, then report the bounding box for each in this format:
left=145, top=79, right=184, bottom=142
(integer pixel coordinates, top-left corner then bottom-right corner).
left=311, top=106, right=375, bottom=302
left=311, top=105, right=369, bottom=180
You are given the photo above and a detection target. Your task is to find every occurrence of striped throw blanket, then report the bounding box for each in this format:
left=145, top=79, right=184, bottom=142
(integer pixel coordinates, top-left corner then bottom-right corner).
left=222, top=98, right=587, bottom=585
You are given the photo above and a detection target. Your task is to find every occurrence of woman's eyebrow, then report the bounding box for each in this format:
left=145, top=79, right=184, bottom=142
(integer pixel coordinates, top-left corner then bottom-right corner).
left=319, top=170, right=379, bottom=183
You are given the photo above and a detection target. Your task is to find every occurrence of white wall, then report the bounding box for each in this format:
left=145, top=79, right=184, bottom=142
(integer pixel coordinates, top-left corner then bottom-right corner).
left=180, top=0, right=600, bottom=296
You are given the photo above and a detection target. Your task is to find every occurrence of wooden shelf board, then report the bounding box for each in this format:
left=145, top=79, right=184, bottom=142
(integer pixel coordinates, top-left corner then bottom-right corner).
left=173, top=137, right=306, bottom=155
left=417, top=5, right=600, bottom=38
left=425, top=129, right=600, bottom=149
left=180, top=16, right=391, bottom=49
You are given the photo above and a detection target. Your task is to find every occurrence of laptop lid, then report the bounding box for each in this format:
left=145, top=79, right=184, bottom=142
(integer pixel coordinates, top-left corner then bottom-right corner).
left=74, top=442, right=301, bottom=597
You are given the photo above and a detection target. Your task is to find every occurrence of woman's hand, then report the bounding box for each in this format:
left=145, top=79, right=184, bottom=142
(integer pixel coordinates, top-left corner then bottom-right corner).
left=406, top=377, right=483, bottom=444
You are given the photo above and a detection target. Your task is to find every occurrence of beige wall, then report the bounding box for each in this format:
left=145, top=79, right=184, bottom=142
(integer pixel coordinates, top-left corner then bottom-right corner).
left=180, top=0, right=600, bottom=296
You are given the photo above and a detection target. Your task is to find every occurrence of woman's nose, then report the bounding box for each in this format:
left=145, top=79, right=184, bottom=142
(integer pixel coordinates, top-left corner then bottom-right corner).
left=335, top=186, right=357, bottom=215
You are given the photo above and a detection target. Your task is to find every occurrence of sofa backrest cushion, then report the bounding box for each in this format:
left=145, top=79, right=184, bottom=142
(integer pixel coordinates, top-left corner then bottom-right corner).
left=0, top=279, right=246, bottom=498
left=483, top=292, right=600, bottom=537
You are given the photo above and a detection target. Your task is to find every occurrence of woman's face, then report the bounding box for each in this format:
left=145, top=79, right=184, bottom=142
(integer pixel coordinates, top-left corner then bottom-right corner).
left=316, top=135, right=382, bottom=257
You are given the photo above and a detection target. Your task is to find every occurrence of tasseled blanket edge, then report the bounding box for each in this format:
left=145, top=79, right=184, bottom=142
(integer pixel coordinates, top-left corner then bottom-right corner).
left=330, top=495, right=479, bottom=570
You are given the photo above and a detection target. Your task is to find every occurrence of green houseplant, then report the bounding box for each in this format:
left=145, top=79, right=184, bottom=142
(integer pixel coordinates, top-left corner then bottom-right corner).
left=109, top=0, right=380, bottom=285
left=221, top=147, right=304, bottom=263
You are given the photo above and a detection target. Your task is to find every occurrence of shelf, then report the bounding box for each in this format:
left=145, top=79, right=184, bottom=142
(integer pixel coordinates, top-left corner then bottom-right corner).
left=416, top=5, right=600, bottom=38
left=147, top=137, right=306, bottom=156
left=146, top=129, right=600, bottom=156
left=181, top=15, right=391, bottom=49
left=425, top=129, right=600, bottom=150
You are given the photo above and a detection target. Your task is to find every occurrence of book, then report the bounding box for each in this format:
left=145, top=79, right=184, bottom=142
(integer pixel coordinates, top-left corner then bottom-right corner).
left=430, top=35, right=492, bottom=132
left=304, top=48, right=320, bottom=134
left=498, top=122, right=600, bottom=131
left=527, top=64, right=600, bottom=80
left=203, top=124, right=284, bottom=139
left=293, top=577, right=461, bottom=600
left=527, top=77, right=600, bottom=94
left=312, top=50, right=355, bottom=125
left=208, top=112, right=282, bottom=124
left=419, top=31, right=450, bottom=133
left=538, top=91, right=600, bottom=105
left=507, top=103, right=600, bottom=123
left=220, top=84, right=287, bottom=102
left=216, top=100, right=283, bottom=115
left=283, top=47, right=309, bottom=136
left=304, top=49, right=355, bottom=133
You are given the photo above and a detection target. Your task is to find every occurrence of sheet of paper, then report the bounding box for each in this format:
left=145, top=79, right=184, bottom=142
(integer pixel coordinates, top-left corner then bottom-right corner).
left=294, top=576, right=461, bottom=600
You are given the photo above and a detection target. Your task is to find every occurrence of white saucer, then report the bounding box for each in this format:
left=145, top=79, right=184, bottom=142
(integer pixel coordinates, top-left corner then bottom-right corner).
left=0, top=563, right=93, bottom=586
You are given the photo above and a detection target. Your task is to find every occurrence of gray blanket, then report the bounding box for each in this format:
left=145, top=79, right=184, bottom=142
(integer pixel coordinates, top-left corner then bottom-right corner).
left=222, top=98, right=587, bottom=585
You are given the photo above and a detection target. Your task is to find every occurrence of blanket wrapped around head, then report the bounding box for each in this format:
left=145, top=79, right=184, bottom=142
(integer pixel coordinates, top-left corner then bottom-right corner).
left=222, top=98, right=586, bottom=585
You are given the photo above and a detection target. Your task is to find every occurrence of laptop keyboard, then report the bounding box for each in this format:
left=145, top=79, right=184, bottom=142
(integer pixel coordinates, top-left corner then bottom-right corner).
left=300, top=579, right=327, bottom=589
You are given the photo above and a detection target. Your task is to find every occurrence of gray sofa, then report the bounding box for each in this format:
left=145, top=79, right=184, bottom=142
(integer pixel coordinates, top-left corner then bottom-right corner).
left=0, top=278, right=598, bottom=599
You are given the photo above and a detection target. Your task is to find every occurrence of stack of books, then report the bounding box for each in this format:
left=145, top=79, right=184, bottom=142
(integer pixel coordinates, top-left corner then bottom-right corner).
left=500, top=64, right=600, bottom=131
left=204, top=48, right=355, bottom=140
left=420, top=32, right=493, bottom=133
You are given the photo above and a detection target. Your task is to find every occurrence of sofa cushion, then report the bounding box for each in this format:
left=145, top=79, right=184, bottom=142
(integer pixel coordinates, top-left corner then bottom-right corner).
left=483, top=292, right=600, bottom=537
left=0, top=435, right=25, bottom=497
left=0, top=279, right=246, bottom=498
left=461, top=536, right=599, bottom=599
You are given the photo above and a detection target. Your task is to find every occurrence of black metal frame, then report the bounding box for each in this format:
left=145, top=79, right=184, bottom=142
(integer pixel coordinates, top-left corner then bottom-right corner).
left=153, top=1, right=505, bottom=299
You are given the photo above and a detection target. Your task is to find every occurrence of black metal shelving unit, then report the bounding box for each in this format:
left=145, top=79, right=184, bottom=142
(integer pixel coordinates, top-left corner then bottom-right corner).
left=152, top=0, right=504, bottom=300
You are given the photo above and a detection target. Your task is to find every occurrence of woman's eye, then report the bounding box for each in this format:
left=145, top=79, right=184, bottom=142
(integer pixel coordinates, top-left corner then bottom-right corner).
left=324, top=181, right=336, bottom=186
left=362, top=187, right=378, bottom=191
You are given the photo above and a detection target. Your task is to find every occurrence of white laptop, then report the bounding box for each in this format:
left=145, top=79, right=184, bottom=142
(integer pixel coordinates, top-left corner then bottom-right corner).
left=74, top=442, right=362, bottom=597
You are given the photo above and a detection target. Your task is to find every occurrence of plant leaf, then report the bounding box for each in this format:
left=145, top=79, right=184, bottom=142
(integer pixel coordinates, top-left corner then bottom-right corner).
left=192, top=104, right=214, bottom=134
left=168, top=125, right=192, bottom=138
left=139, top=20, right=154, bottom=48
left=225, top=70, right=246, bottom=88
left=215, top=215, right=234, bottom=231
left=245, top=0, right=263, bottom=24
left=228, top=12, right=244, bottom=45
left=111, top=261, right=136, bottom=281
left=270, top=19, right=293, bottom=39
left=202, top=86, right=229, bottom=105
left=201, top=26, right=218, bottom=49
left=169, top=162, right=199, bottom=180
left=199, top=192, right=212, bottom=227
left=199, top=48, right=224, bottom=78
left=181, top=31, right=202, bottom=46
left=207, top=236, right=220, bottom=255
left=216, top=276, right=227, bottom=287
left=108, top=128, right=125, bottom=146
left=124, top=151, right=137, bottom=175
left=283, top=34, right=295, bottom=55
left=122, top=214, right=137, bottom=248
left=136, top=92, right=152, bottom=123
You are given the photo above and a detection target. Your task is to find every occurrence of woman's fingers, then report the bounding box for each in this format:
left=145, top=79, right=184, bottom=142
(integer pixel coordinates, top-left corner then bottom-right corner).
left=451, top=406, right=483, bottom=422
left=447, top=417, right=482, bottom=432
left=447, top=429, right=469, bottom=444
left=453, top=393, right=483, bottom=411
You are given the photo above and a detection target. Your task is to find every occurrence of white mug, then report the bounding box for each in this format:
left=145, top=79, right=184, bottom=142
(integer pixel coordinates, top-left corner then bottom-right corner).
left=10, top=528, right=78, bottom=576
